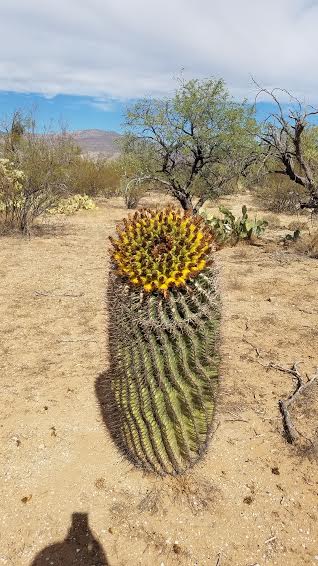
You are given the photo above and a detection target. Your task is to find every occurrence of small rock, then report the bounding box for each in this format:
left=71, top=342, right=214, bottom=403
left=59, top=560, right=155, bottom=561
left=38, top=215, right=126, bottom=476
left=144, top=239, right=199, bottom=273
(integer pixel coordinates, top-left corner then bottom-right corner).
left=21, top=494, right=32, bottom=504
left=271, top=466, right=280, bottom=475
left=243, top=496, right=253, bottom=505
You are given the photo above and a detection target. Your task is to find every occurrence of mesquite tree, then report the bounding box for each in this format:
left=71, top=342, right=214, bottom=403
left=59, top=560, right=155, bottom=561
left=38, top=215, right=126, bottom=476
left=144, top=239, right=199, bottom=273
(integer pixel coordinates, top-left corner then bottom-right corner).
left=256, top=86, right=318, bottom=210
left=124, top=78, right=258, bottom=212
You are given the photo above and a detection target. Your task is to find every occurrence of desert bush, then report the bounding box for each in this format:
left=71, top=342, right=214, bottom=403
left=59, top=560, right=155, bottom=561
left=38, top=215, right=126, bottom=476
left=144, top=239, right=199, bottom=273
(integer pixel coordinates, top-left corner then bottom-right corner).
left=119, top=176, right=152, bottom=209
left=48, top=194, right=96, bottom=215
left=112, top=152, right=153, bottom=208
left=202, top=205, right=268, bottom=246
left=294, top=231, right=318, bottom=258
left=68, top=156, right=120, bottom=197
left=281, top=229, right=301, bottom=244
left=69, top=148, right=151, bottom=208
left=256, top=175, right=308, bottom=213
left=0, top=124, right=80, bottom=233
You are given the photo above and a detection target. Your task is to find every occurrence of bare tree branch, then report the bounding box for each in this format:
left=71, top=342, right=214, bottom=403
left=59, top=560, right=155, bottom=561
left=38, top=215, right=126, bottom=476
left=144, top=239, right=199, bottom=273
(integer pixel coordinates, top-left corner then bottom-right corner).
left=254, top=80, right=318, bottom=210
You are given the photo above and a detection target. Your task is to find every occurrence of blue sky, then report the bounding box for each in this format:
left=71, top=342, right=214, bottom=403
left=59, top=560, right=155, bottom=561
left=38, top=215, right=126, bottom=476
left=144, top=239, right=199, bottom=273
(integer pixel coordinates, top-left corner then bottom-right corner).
left=0, top=91, right=127, bottom=132
left=0, top=91, right=285, bottom=133
left=0, top=0, right=317, bottom=132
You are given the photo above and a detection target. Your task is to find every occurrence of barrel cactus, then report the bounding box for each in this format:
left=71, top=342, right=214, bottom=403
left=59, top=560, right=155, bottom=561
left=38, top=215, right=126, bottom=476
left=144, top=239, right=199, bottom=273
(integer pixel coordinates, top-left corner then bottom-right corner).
left=107, top=207, right=219, bottom=475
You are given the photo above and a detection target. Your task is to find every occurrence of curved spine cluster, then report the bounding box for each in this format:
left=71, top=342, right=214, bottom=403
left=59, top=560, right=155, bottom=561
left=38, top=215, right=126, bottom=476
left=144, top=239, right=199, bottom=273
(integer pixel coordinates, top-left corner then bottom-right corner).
left=109, top=207, right=214, bottom=294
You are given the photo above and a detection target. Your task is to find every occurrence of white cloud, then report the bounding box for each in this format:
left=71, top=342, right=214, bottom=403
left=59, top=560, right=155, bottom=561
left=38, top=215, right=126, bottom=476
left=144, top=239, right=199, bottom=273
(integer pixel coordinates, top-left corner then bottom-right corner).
left=0, top=0, right=317, bottom=101
left=80, top=97, right=114, bottom=112
left=88, top=100, right=113, bottom=112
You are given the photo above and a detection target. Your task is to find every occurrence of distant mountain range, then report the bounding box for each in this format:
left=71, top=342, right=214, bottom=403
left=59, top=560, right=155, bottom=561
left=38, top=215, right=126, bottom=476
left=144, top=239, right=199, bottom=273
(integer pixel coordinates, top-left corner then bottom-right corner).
left=0, top=129, right=122, bottom=158
left=71, top=129, right=122, bottom=156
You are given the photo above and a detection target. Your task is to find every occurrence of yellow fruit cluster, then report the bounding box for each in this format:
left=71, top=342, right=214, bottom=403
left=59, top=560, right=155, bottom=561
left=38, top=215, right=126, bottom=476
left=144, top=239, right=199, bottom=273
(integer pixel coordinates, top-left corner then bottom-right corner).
left=110, top=207, right=214, bottom=294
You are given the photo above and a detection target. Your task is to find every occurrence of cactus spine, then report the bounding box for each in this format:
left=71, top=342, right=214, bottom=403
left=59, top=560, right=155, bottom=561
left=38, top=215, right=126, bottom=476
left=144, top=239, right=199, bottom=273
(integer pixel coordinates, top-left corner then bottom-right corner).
left=107, top=207, right=219, bottom=475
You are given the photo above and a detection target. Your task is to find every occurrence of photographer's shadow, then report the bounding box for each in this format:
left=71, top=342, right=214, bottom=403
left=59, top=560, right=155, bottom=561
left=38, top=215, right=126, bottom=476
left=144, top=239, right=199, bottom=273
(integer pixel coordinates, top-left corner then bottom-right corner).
left=31, top=512, right=109, bottom=565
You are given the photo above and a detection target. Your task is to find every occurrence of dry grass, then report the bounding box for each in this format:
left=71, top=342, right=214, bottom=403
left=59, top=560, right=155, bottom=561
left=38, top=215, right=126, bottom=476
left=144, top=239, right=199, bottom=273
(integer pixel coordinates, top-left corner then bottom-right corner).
left=294, top=230, right=318, bottom=258
left=227, top=276, right=244, bottom=291
left=264, top=213, right=282, bottom=229
left=286, top=219, right=309, bottom=232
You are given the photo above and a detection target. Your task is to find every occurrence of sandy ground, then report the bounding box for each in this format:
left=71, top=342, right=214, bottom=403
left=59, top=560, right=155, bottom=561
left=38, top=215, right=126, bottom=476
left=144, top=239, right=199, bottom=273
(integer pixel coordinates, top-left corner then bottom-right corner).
left=0, top=195, right=317, bottom=566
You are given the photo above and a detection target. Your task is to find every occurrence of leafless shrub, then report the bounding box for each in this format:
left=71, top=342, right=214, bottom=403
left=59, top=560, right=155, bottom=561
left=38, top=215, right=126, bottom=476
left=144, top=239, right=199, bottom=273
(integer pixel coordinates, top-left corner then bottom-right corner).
left=255, top=83, right=318, bottom=211
left=294, top=231, right=318, bottom=258
left=255, top=175, right=308, bottom=213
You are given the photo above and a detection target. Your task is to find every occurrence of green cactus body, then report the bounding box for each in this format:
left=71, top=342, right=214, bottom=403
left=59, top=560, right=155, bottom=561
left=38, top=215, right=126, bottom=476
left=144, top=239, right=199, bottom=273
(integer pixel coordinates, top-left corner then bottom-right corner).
left=106, top=208, right=219, bottom=475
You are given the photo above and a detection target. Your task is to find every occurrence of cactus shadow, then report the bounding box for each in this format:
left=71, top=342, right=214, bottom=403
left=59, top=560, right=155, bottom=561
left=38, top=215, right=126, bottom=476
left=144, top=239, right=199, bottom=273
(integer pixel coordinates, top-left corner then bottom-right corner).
left=30, top=512, right=109, bottom=565
left=95, top=368, right=130, bottom=464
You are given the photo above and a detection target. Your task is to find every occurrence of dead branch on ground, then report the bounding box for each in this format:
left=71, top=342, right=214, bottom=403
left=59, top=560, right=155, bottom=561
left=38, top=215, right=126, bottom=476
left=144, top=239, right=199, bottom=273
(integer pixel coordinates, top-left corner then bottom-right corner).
left=259, top=360, right=318, bottom=443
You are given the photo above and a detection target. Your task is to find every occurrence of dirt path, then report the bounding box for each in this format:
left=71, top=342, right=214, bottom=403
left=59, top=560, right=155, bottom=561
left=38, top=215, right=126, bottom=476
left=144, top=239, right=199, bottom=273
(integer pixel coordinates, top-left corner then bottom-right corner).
left=0, top=198, right=317, bottom=565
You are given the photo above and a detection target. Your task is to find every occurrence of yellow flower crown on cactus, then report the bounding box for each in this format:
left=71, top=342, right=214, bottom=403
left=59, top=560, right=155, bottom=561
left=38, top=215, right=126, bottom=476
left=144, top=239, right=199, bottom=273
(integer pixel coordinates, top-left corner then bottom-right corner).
left=109, top=207, right=215, bottom=294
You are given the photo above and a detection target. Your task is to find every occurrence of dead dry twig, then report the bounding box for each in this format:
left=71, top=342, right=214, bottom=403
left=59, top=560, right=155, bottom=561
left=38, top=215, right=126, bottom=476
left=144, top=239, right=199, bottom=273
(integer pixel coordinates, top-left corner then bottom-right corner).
left=34, top=290, right=84, bottom=298
left=58, top=338, right=97, bottom=343
left=260, top=361, right=318, bottom=443
left=243, top=337, right=261, bottom=357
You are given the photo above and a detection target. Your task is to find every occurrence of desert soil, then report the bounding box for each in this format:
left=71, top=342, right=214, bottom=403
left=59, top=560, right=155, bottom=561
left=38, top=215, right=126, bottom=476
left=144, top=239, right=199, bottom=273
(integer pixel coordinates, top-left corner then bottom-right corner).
left=0, top=194, right=317, bottom=566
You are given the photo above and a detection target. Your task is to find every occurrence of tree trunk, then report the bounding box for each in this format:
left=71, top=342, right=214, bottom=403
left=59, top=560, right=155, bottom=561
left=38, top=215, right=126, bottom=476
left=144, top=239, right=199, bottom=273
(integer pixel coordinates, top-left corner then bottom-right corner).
left=173, top=189, right=193, bottom=212
left=193, top=195, right=208, bottom=214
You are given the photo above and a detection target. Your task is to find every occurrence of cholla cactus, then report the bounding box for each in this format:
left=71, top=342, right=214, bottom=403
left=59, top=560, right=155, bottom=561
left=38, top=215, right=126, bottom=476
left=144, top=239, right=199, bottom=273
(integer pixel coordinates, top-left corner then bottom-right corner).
left=0, top=158, right=25, bottom=210
left=48, top=194, right=96, bottom=215
left=107, top=207, right=219, bottom=475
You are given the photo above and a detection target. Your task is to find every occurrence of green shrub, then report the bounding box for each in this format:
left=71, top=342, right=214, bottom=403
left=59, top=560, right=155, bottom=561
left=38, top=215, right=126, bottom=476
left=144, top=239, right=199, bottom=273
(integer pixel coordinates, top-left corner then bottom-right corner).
left=202, top=205, right=268, bottom=245
left=282, top=229, right=301, bottom=244
left=68, top=156, right=121, bottom=197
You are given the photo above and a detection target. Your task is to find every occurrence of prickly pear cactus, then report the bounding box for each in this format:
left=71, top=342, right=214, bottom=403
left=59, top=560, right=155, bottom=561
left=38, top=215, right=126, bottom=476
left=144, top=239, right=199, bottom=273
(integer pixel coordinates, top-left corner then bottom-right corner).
left=107, top=207, right=219, bottom=475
